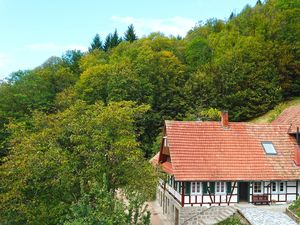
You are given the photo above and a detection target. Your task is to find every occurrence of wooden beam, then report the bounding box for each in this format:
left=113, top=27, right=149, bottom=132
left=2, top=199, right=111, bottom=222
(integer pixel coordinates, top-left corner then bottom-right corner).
left=228, top=181, right=236, bottom=205
left=181, top=182, right=185, bottom=207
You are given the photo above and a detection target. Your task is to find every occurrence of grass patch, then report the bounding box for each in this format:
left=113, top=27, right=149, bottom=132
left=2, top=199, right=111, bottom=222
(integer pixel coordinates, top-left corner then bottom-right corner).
left=289, top=197, right=300, bottom=217
left=217, top=215, right=244, bottom=225
left=251, top=97, right=300, bottom=123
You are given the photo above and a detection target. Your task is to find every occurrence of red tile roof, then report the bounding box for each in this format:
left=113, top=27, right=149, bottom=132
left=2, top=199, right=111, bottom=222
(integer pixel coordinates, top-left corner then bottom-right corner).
left=151, top=152, right=174, bottom=174
left=152, top=120, right=300, bottom=181
left=272, top=105, right=300, bottom=133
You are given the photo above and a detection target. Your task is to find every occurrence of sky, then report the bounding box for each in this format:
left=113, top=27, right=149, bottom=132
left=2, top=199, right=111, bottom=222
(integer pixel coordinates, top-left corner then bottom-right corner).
left=0, top=0, right=257, bottom=79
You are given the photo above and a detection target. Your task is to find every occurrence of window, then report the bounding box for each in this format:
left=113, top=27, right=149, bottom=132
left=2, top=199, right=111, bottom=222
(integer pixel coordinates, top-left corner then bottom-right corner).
left=270, top=181, right=285, bottom=194
left=168, top=176, right=172, bottom=186
left=176, top=182, right=181, bottom=193
left=253, top=182, right=262, bottom=194
left=279, top=181, right=285, bottom=193
left=262, top=142, right=277, bottom=155
left=163, top=136, right=168, bottom=147
left=216, top=182, right=226, bottom=194
left=271, top=182, right=277, bottom=193
left=191, top=182, right=201, bottom=194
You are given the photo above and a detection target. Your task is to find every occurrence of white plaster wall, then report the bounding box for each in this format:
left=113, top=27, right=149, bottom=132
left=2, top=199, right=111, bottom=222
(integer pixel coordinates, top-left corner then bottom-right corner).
left=287, top=194, right=297, bottom=201
left=163, top=180, right=181, bottom=203
left=287, top=181, right=296, bottom=186
left=287, top=187, right=297, bottom=193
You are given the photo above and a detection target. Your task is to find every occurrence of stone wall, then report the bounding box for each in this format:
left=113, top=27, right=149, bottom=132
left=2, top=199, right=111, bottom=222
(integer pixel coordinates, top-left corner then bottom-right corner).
left=179, top=206, right=207, bottom=225
left=157, top=185, right=206, bottom=224
left=286, top=207, right=300, bottom=224
left=157, top=186, right=241, bottom=225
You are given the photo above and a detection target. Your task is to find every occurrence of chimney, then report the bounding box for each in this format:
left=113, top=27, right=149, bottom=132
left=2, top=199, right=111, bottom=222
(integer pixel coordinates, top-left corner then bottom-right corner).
left=221, top=111, right=229, bottom=128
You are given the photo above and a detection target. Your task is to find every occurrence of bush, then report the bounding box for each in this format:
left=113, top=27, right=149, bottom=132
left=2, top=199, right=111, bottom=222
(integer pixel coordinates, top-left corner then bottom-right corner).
left=289, top=197, right=300, bottom=217
left=217, top=215, right=244, bottom=225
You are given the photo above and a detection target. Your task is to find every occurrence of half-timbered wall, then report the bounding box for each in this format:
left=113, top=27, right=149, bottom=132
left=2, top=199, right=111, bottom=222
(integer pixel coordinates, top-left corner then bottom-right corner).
left=183, top=181, right=238, bottom=206
left=161, top=177, right=300, bottom=207
left=163, top=177, right=239, bottom=206
left=248, top=181, right=299, bottom=203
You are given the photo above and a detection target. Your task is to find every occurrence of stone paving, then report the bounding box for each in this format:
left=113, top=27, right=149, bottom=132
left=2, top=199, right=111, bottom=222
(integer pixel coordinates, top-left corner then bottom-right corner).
left=239, top=207, right=298, bottom=225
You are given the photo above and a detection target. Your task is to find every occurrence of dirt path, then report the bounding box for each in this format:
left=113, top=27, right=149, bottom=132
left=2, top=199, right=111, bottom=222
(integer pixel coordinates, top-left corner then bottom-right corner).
left=148, top=201, right=172, bottom=225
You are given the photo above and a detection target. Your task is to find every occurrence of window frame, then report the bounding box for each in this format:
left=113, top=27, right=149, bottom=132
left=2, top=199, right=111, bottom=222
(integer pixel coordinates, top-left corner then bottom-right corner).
left=163, top=136, right=169, bottom=147
left=215, top=181, right=226, bottom=195
left=271, top=182, right=277, bottom=194
left=261, top=141, right=277, bottom=155
left=278, top=181, right=286, bottom=194
left=190, top=182, right=202, bottom=195
left=253, top=181, right=263, bottom=194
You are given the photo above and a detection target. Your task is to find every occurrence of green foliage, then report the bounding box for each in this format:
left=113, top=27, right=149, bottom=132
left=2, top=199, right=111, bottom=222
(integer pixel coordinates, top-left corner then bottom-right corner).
left=111, top=29, right=122, bottom=48
left=184, top=108, right=221, bottom=121
left=104, top=30, right=122, bottom=51
left=63, top=177, right=128, bottom=225
left=124, top=24, right=138, bottom=42
left=89, top=33, right=103, bottom=52
left=77, top=38, right=188, bottom=156
left=79, top=49, right=107, bottom=71
left=217, top=215, right=244, bottom=225
left=0, top=1, right=299, bottom=223
left=185, top=37, right=212, bottom=69
left=185, top=35, right=282, bottom=121
left=63, top=176, right=152, bottom=225
left=289, top=197, right=300, bottom=217
left=256, top=0, right=262, bottom=6
left=267, top=103, right=287, bottom=122
left=0, top=70, right=54, bottom=118
left=0, top=101, right=157, bottom=224
left=62, top=50, right=84, bottom=75
left=228, top=12, right=235, bottom=20
left=251, top=97, right=300, bottom=123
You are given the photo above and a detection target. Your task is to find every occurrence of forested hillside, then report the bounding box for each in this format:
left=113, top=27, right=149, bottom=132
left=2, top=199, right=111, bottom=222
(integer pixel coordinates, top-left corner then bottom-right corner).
left=0, top=0, right=299, bottom=224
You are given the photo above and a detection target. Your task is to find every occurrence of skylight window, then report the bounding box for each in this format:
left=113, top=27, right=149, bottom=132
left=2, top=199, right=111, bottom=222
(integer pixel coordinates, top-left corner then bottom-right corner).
left=262, top=142, right=277, bottom=155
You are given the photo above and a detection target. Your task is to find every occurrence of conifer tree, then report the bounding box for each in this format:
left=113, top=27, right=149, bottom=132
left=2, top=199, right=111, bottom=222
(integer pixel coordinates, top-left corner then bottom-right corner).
left=124, top=24, right=138, bottom=42
left=176, top=35, right=182, bottom=40
left=103, top=33, right=112, bottom=52
left=89, top=34, right=103, bottom=52
left=256, top=0, right=262, bottom=6
left=111, top=29, right=122, bottom=47
left=229, top=12, right=235, bottom=20
left=103, top=30, right=122, bottom=52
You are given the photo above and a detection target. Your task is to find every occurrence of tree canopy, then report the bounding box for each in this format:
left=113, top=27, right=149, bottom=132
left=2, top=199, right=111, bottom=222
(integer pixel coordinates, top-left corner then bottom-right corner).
left=0, top=101, right=156, bottom=225
left=0, top=0, right=299, bottom=223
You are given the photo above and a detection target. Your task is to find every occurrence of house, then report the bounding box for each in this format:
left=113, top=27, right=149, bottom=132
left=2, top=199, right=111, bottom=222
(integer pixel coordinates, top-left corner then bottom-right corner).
left=151, top=108, right=300, bottom=225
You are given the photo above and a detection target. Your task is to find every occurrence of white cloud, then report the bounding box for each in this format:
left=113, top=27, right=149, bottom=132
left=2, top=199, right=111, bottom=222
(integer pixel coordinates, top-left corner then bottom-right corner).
left=25, top=43, right=88, bottom=52
left=111, top=16, right=196, bottom=37
left=0, top=53, right=12, bottom=68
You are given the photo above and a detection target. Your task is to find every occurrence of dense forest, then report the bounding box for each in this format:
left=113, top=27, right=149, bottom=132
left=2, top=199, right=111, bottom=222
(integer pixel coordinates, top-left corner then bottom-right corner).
left=0, top=0, right=299, bottom=224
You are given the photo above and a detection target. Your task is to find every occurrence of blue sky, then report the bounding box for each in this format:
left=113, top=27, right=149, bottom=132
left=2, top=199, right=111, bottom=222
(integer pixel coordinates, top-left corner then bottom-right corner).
left=0, top=0, right=257, bottom=79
